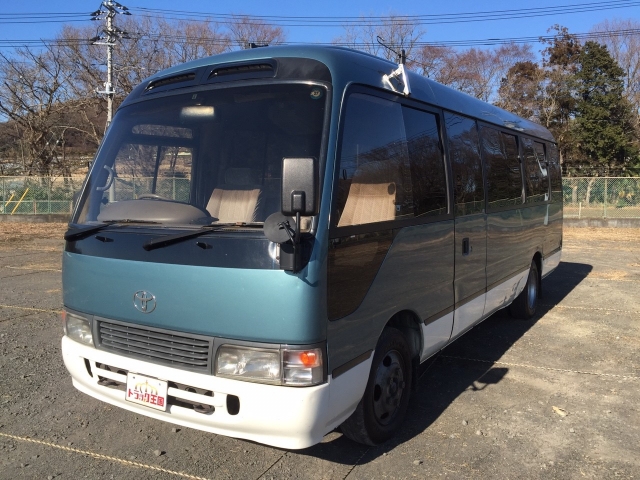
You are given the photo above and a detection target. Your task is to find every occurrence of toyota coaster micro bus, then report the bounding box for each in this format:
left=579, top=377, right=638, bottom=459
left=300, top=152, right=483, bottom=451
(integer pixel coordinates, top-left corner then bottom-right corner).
left=62, top=45, right=562, bottom=449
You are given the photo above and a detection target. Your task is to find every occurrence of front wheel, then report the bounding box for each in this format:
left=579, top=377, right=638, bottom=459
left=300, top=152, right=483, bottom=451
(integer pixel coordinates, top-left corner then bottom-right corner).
left=510, top=260, right=540, bottom=320
left=340, top=327, right=413, bottom=446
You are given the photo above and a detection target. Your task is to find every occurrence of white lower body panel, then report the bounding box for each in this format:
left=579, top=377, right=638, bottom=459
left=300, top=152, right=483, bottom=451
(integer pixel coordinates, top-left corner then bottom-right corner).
left=483, top=269, right=529, bottom=319
left=62, top=336, right=371, bottom=449
left=420, top=312, right=453, bottom=361
left=542, top=250, right=562, bottom=277
left=450, top=294, right=486, bottom=341
left=421, top=266, right=540, bottom=355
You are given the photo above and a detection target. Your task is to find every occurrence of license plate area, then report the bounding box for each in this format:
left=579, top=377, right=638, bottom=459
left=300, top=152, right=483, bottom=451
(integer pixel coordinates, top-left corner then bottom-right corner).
left=125, top=373, right=168, bottom=411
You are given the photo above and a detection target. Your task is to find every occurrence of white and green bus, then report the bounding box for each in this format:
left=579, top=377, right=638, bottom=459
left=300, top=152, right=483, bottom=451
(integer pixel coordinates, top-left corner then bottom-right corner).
left=62, top=45, right=562, bottom=449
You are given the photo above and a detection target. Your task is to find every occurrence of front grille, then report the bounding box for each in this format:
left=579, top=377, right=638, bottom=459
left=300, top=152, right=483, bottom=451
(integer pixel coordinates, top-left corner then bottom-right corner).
left=97, top=319, right=212, bottom=372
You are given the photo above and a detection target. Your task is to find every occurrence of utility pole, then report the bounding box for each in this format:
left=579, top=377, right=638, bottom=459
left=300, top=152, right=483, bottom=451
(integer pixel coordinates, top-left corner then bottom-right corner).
left=90, top=1, right=130, bottom=202
left=90, top=1, right=130, bottom=130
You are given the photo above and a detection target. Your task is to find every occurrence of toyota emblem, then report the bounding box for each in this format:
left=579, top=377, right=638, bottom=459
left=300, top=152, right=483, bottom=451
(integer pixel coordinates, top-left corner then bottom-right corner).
left=133, top=290, right=156, bottom=313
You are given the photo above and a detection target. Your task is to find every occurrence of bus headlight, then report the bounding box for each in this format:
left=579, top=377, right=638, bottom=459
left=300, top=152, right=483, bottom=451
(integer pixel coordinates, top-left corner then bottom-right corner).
left=63, top=311, right=93, bottom=346
left=215, top=345, right=324, bottom=386
left=215, top=346, right=281, bottom=384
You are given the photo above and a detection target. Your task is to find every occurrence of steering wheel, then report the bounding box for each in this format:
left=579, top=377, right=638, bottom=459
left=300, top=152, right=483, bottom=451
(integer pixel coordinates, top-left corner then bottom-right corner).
left=137, top=193, right=168, bottom=200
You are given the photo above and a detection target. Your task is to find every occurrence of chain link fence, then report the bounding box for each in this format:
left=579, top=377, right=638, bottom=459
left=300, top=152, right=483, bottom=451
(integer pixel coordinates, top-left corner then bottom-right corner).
left=2, top=176, right=640, bottom=219
left=563, top=177, right=640, bottom=219
left=110, top=176, right=191, bottom=203
left=0, top=176, right=191, bottom=215
left=0, top=176, right=84, bottom=215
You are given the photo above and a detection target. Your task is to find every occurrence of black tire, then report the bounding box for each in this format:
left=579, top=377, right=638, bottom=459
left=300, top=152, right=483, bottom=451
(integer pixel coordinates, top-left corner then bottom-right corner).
left=340, top=327, right=413, bottom=446
left=510, top=260, right=540, bottom=320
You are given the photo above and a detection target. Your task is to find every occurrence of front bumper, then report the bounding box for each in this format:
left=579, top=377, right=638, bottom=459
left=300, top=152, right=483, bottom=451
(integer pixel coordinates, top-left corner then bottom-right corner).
left=61, top=335, right=370, bottom=449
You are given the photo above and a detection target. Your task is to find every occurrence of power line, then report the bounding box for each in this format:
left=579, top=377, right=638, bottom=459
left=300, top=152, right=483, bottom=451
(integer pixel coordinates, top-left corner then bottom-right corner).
left=0, top=19, right=90, bottom=25
left=131, top=0, right=639, bottom=22
left=1, top=0, right=639, bottom=27
left=1, top=28, right=638, bottom=51
left=129, top=0, right=640, bottom=27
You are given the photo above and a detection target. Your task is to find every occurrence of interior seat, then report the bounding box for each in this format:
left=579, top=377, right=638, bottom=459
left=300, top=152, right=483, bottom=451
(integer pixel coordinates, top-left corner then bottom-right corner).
left=337, top=162, right=396, bottom=227
left=206, top=168, right=264, bottom=223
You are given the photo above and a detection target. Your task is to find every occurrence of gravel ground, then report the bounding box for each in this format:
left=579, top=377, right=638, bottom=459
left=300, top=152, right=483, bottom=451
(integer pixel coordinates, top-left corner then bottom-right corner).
left=0, top=225, right=638, bottom=479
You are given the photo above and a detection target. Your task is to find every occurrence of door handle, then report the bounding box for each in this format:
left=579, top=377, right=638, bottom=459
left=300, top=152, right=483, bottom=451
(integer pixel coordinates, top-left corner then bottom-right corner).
left=462, top=237, right=471, bottom=256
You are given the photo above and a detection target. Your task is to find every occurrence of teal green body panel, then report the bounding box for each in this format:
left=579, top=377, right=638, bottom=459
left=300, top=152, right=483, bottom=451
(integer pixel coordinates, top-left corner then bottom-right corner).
left=327, top=221, right=455, bottom=370
left=62, top=252, right=325, bottom=344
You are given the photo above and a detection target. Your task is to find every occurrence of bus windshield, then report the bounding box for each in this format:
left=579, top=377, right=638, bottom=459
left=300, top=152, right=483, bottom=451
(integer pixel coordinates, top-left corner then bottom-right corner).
left=74, top=83, right=327, bottom=228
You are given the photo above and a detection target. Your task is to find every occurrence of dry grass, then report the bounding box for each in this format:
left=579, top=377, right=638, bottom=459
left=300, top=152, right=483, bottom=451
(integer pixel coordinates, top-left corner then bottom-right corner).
left=0, top=222, right=67, bottom=242
left=564, top=226, right=640, bottom=242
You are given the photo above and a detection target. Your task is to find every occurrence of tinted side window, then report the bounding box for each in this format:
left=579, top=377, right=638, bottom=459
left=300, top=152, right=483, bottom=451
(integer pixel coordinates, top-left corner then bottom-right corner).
left=548, top=143, right=562, bottom=202
left=522, top=138, right=549, bottom=203
left=335, top=94, right=412, bottom=227
left=402, top=107, right=447, bottom=217
left=480, top=127, right=523, bottom=209
left=445, top=112, right=484, bottom=216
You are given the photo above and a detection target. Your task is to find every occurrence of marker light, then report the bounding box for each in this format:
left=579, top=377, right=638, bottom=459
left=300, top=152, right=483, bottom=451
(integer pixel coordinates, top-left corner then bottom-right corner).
left=283, top=348, right=323, bottom=386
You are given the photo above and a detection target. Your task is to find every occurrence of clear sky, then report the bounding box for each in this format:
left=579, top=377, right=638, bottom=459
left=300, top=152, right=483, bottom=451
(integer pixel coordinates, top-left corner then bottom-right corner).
left=0, top=0, right=638, bottom=54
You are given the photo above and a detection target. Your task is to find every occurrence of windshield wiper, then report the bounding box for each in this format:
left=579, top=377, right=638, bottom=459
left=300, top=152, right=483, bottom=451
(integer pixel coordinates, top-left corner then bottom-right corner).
left=204, top=222, right=264, bottom=228
left=142, top=222, right=263, bottom=251
left=64, top=220, right=159, bottom=242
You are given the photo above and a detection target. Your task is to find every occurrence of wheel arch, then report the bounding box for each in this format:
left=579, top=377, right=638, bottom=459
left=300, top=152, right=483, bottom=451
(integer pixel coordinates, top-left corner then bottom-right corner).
left=385, top=310, right=423, bottom=360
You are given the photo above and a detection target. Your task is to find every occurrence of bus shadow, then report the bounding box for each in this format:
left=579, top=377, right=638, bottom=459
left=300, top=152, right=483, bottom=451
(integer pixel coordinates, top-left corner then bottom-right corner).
left=297, top=261, right=592, bottom=465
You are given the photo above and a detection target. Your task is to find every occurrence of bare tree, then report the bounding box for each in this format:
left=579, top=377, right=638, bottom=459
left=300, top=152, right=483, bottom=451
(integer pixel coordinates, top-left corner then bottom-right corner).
left=334, top=15, right=425, bottom=64
left=414, top=43, right=534, bottom=104
left=413, top=45, right=457, bottom=83
left=226, top=16, right=286, bottom=49
left=0, top=45, right=88, bottom=175
left=450, top=44, right=535, bottom=103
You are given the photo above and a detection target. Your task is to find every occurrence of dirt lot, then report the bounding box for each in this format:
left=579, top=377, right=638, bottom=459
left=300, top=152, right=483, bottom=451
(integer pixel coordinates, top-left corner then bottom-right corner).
left=0, top=225, right=639, bottom=479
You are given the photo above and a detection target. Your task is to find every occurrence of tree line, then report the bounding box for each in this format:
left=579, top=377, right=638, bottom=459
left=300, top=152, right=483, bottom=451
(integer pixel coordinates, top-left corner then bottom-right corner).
left=0, top=15, right=638, bottom=177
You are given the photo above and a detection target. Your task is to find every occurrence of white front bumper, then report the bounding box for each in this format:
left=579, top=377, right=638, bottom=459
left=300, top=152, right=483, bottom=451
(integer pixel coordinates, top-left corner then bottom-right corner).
left=61, top=335, right=370, bottom=449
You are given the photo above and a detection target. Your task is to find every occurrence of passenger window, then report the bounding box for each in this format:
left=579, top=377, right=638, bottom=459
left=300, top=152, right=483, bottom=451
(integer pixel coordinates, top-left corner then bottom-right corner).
left=445, top=112, right=484, bottom=216
left=548, top=144, right=562, bottom=202
left=335, top=94, right=413, bottom=227
left=480, top=127, right=523, bottom=209
left=522, top=138, right=549, bottom=203
left=402, top=107, right=448, bottom=217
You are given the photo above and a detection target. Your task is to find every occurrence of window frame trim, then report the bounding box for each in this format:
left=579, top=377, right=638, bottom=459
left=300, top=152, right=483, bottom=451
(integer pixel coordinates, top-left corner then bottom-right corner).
left=520, top=135, right=550, bottom=205
left=477, top=122, right=526, bottom=214
left=329, top=84, right=452, bottom=239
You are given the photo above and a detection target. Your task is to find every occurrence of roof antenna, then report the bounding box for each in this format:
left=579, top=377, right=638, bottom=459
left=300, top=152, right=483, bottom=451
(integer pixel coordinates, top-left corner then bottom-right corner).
left=377, top=36, right=411, bottom=96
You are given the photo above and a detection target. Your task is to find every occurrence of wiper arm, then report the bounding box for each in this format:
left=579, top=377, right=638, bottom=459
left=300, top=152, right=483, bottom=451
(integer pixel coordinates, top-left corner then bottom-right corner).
left=142, top=222, right=263, bottom=251
left=64, top=221, right=120, bottom=242
left=143, top=225, right=224, bottom=251
left=64, top=220, right=159, bottom=242
left=204, top=222, right=264, bottom=228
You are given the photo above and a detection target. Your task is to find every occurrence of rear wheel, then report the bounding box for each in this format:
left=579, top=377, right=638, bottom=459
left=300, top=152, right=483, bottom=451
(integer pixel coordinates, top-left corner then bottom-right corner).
left=510, top=260, right=539, bottom=320
left=340, top=327, right=413, bottom=446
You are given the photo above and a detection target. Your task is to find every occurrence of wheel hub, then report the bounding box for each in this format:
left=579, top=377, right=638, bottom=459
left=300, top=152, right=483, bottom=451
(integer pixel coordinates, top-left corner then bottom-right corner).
left=372, top=350, right=406, bottom=426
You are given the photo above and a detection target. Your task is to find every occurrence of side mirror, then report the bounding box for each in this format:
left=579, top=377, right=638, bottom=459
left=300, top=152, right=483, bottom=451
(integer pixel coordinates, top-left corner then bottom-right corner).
left=269, top=157, right=318, bottom=273
left=281, top=157, right=318, bottom=216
